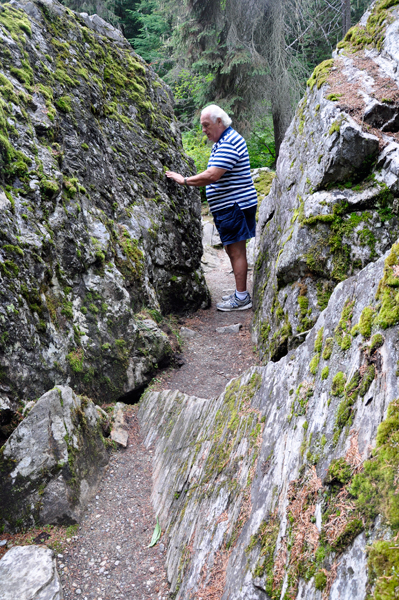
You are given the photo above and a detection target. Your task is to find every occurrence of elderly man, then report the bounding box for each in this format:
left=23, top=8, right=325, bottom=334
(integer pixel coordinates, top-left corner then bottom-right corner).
left=166, top=105, right=257, bottom=312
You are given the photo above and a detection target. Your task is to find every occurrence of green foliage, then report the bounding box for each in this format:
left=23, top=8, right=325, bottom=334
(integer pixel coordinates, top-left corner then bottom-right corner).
left=126, top=0, right=173, bottom=77
left=181, top=127, right=211, bottom=176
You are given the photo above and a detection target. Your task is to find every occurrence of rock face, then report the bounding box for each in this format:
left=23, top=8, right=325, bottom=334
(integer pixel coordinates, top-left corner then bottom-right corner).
left=0, top=0, right=210, bottom=415
left=0, top=385, right=108, bottom=530
left=253, top=0, right=399, bottom=362
left=138, top=4, right=399, bottom=598
left=0, top=545, right=63, bottom=600
left=140, top=243, right=399, bottom=599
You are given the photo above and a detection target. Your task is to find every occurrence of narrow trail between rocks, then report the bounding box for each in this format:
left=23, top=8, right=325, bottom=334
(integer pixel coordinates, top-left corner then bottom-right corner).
left=60, top=247, right=259, bottom=600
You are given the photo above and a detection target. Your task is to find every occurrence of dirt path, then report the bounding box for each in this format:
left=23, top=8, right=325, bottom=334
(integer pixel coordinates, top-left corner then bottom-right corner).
left=0, top=245, right=258, bottom=600
left=152, top=247, right=259, bottom=399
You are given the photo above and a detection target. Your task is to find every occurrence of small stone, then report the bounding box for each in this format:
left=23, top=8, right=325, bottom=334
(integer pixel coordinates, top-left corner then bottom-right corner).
left=216, top=323, right=242, bottom=334
left=149, top=566, right=155, bottom=573
left=0, top=541, right=7, bottom=547
left=180, top=326, right=201, bottom=339
left=114, top=560, right=120, bottom=565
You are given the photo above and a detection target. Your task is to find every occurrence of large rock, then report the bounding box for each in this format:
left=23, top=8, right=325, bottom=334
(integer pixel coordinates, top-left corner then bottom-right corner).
left=139, top=242, right=399, bottom=599
left=253, top=1, right=399, bottom=362
left=0, top=0, right=210, bottom=413
left=0, top=545, right=62, bottom=600
left=0, top=385, right=108, bottom=531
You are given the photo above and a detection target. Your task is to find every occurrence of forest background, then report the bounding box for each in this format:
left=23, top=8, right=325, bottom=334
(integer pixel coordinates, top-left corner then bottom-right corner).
left=59, top=0, right=373, bottom=173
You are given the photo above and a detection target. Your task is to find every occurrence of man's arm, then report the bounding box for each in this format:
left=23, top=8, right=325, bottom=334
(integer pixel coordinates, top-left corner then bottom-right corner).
left=165, top=166, right=226, bottom=187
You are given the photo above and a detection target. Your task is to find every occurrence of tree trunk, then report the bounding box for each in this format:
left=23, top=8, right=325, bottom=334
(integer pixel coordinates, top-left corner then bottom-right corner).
left=342, top=0, right=351, bottom=36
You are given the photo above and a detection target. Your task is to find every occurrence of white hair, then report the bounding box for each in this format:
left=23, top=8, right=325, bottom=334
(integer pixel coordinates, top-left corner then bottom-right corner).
left=201, top=104, right=232, bottom=127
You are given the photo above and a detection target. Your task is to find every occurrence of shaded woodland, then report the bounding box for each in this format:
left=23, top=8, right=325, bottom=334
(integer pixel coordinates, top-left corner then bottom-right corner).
left=59, top=0, right=373, bottom=166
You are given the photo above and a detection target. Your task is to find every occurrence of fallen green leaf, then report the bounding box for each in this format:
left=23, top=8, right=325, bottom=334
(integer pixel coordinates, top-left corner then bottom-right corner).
left=148, top=517, right=161, bottom=547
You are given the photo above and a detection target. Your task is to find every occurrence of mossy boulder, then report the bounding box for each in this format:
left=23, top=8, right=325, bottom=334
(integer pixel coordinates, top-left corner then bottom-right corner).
left=0, top=385, right=108, bottom=532
left=253, top=0, right=399, bottom=363
left=0, top=0, right=210, bottom=410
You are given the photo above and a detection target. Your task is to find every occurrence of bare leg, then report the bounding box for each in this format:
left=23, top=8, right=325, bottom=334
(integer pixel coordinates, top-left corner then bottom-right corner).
left=225, top=240, right=247, bottom=292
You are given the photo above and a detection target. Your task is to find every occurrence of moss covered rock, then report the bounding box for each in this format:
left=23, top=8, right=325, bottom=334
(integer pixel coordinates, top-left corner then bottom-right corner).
left=253, top=0, right=399, bottom=363
left=0, top=385, right=108, bottom=531
left=0, top=0, right=210, bottom=410
left=139, top=245, right=399, bottom=599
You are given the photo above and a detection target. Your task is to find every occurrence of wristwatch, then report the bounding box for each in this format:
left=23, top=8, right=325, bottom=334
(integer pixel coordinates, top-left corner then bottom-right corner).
left=184, top=178, right=188, bottom=186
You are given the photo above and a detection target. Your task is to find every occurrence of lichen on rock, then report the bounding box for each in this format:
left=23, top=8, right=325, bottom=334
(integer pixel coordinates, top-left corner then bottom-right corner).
left=140, top=245, right=399, bottom=599
left=253, top=0, right=399, bottom=364
left=0, top=0, right=210, bottom=414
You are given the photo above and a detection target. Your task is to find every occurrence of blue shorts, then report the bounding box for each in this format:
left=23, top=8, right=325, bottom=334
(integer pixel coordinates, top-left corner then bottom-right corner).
left=213, top=203, right=257, bottom=246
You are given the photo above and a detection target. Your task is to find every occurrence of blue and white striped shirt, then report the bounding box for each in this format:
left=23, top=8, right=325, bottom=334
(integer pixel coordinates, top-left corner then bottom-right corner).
left=206, top=127, right=258, bottom=213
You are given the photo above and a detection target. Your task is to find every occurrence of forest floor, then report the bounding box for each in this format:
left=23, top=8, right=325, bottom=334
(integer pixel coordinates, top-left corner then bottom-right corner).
left=1, top=243, right=258, bottom=600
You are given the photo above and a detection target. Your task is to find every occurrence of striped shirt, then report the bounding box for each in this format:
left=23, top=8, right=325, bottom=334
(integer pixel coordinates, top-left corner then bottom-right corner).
left=206, top=127, right=258, bottom=213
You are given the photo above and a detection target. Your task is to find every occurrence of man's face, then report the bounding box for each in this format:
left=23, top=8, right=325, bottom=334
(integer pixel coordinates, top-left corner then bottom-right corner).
left=200, top=113, right=226, bottom=143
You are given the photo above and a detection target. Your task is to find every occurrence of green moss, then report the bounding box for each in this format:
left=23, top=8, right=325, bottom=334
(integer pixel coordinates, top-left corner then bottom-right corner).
left=335, top=299, right=355, bottom=349
left=375, top=242, right=399, bottom=328
left=314, top=327, right=324, bottom=353
left=329, top=116, right=345, bottom=136
left=321, top=366, right=329, bottom=380
left=359, top=365, right=375, bottom=397
left=370, top=333, right=384, bottom=353
left=10, top=64, right=33, bottom=87
left=337, top=0, right=399, bottom=53
left=314, top=570, right=327, bottom=591
left=326, top=93, right=342, bottom=102
left=63, top=177, right=78, bottom=197
left=349, top=397, right=399, bottom=566
left=367, top=539, right=399, bottom=599
left=297, top=293, right=314, bottom=332
left=253, top=170, right=275, bottom=198
left=331, top=518, right=364, bottom=551
left=307, top=59, right=334, bottom=90
left=67, top=348, right=84, bottom=373
left=357, top=306, right=375, bottom=338
left=247, top=513, right=281, bottom=596
left=331, top=372, right=346, bottom=397
left=3, top=244, right=23, bottom=256
left=40, top=179, right=59, bottom=198
left=322, top=337, right=334, bottom=360
left=116, top=228, right=144, bottom=281
left=309, top=354, right=320, bottom=376
left=55, top=95, right=72, bottom=113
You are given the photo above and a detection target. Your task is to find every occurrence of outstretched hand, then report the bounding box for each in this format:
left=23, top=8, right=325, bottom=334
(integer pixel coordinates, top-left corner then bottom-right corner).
left=165, top=171, right=185, bottom=185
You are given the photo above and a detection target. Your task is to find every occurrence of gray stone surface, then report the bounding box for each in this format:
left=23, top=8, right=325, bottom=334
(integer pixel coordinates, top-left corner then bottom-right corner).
left=139, top=244, right=399, bottom=598
left=180, top=326, right=201, bottom=339
left=0, top=545, right=63, bottom=600
left=0, top=0, right=210, bottom=415
left=110, top=401, right=128, bottom=447
left=0, top=386, right=108, bottom=531
left=216, top=323, right=242, bottom=333
left=253, top=4, right=399, bottom=363
left=202, top=220, right=222, bottom=248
